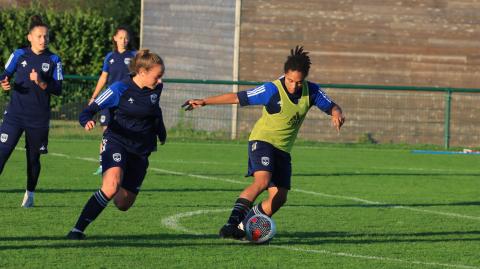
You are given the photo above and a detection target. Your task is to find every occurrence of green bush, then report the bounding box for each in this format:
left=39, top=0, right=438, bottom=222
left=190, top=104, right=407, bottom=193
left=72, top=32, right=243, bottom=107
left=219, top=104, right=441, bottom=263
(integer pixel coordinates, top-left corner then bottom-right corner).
left=0, top=7, right=115, bottom=76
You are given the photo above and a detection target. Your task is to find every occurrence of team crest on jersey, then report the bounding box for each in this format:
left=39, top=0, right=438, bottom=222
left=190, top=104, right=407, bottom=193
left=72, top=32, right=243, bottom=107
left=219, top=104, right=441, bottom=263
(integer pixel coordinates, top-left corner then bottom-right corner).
left=124, top=58, right=131, bottom=65
left=0, top=133, right=8, bottom=143
left=261, top=156, right=270, bottom=166
left=113, top=153, right=122, bottom=162
left=100, top=115, right=106, bottom=123
left=42, top=63, right=50, bottom=72
left=150, top=94, right=158, bottom=104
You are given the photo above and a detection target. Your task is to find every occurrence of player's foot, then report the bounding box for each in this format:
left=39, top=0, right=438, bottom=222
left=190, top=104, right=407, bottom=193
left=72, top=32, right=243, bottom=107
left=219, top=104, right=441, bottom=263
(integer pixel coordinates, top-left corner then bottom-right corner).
left=93, top=166, right=102, bottom=175
left=21, top=191, right=34, bottom=208
left=219, top=224, right=245, bottom=240
left=66, top=230, right=86, bottom=240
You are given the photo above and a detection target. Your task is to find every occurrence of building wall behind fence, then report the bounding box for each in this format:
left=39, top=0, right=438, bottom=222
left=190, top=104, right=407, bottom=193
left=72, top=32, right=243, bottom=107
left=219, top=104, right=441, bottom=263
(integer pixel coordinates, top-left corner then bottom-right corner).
left=140, top=0, right=480, bottom=147
left=142, top=0, right=236, bottom=133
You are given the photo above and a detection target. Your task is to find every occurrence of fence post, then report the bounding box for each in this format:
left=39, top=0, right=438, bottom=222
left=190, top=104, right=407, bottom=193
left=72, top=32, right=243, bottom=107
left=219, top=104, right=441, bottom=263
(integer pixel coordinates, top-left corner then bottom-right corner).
left=230, top=0, right=242, bottom=140
left=443, top=89, right=452, bottom=149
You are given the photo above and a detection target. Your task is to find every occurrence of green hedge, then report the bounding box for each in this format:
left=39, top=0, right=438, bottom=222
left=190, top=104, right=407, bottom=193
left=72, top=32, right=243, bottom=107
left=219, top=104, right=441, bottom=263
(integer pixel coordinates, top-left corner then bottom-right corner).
left=0, top=7, right=116, bottom=75
left=0, top=7, right=120, bottom=107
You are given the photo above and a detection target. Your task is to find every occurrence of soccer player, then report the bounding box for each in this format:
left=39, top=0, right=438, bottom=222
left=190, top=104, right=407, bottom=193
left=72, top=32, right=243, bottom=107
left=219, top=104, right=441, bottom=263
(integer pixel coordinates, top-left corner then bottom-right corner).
left=183, top=46, right=345, bottom=239
left=67, top=49, right=166, bottom=240
left=0, top=15, right=63, bottom=208
left=89, top=26, right=136, bottom=175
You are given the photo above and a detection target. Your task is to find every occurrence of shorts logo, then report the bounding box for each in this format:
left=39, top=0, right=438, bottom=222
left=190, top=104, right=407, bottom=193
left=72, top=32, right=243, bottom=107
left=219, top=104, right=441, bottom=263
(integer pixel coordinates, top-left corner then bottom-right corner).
left=42, top=63, right=50, bottom=72
left=0, top=133, right=8, bottom=143
left=261, top=156, right=270, bottom=166
left=113, top=153, right=122, bottom=162
left=100, top=115, right=106, bottom=123
left=124, top=58, right=131, bottom=65
left=150, top=94, right=158, bottom=104
left=39, top=145, right=47, bottom=151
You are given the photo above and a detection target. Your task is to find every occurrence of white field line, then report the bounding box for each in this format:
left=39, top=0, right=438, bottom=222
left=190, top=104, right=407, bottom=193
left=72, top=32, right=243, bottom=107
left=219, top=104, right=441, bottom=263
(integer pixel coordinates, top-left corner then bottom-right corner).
left=41, top=150, right=480, bottom=221
left=162, top=209, right=480, bottom=269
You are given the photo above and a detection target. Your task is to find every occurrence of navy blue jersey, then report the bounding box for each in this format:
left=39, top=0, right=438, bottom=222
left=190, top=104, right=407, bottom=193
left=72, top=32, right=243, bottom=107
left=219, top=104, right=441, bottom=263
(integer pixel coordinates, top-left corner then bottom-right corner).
left=79, top=77, right=165, bottom=155
left=102, top=50, right=136, bottom=85
left=237, top=77, right=334, bottom=114
left=1, top=48, right=63, bottom=128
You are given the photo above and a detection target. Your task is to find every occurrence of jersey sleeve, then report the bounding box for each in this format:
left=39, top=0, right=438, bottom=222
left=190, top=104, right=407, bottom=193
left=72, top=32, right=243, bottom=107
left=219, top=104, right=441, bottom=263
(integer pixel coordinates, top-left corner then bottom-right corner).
left=237, top=82, right=277, bottom=106
left=309, top=82, right=334, bottom=113
left=94, top=81, right=128, bottom=109
left=1, top=49, right=25, bottom=80
left=101, top=52, right=113, bottom=73
left=44, top=54, right=63, bottom=95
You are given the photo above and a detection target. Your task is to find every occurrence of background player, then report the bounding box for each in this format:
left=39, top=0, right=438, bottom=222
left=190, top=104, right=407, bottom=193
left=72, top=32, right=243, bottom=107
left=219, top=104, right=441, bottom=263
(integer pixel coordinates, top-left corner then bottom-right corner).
left=89, top=26, right=136, bottom=175
left=183, top=46, right=345, bottom=239
left=67, top=49, right=166, bottom=240
left=0, top=15, right=63, bottom=208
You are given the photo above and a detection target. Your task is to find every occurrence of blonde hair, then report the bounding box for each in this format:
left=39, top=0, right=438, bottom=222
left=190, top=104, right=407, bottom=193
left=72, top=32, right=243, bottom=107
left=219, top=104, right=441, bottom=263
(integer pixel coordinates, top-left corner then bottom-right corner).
left=129, top=49, right=164, bottom=75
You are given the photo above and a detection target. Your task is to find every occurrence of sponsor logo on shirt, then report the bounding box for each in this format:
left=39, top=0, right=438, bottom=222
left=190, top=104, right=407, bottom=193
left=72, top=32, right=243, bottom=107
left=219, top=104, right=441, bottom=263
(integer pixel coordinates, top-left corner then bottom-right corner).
left=287, top=112, right=302, bottom=127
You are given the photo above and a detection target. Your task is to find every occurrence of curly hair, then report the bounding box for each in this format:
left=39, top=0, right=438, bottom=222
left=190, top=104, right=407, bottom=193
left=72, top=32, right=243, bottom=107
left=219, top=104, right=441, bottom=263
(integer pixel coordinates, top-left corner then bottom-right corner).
left=283, top=46, right=311, bottom=77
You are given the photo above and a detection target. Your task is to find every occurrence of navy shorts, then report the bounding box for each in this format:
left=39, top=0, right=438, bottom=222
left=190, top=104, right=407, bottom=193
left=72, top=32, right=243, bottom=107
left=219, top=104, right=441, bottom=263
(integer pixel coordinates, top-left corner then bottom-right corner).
left=99, top=108, right=111, bottom=126
left=0, top=121, right=48, bottom=154
left=101, top=139, right=149, bottom=194
left=246, top=140, right=292, bottom=189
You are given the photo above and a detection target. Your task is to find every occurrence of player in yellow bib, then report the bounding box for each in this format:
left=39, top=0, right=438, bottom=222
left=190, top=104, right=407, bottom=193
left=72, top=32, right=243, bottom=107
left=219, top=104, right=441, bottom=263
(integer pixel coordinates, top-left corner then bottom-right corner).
left=183, top=46, right=345, bottom=239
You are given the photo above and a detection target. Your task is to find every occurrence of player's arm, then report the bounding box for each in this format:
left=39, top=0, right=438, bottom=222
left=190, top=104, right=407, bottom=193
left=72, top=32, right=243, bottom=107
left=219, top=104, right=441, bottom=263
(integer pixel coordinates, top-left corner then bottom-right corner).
left=182, top=83, right=275, bottom=110
left=79, top=82, right=124, bottom=130
left=1, top=49, right=24, bottom=91
left=90, top=72, right=109, bottom=105
left=155, top=107, right=167, bottom=145
left=182, top=93, right=239, bottom=110
left=310, top=83, right=345, bottom=132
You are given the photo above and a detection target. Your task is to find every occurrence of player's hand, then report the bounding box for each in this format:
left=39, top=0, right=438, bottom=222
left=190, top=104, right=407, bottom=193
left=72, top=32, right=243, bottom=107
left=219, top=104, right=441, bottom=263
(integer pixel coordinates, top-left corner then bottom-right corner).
left=30, top=68, right=39, bottom=84
left=0, top=76, right=10, bottom=91
left=84, top=120, right=96, bottom=131
left=88, top=98, right=95, bottom=105
left=331, top=107, right=345, bottom=134
left=181, top=99, right=206, bottom=111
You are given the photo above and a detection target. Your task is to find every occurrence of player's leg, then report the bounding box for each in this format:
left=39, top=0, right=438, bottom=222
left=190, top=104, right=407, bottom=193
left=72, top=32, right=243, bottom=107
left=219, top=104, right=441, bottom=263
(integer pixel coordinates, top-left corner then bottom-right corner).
left=241, top=146, right=291, bottom=227
left=93, top=110, right=110, bottom=175
left=22, top=127, right=49, bottom=208
left=0, top=122, right=23, bottom=175
left=67, top=143, right=125, bottom=240
left=220, top=141, right=273, bottom=239
left=113, top=153, right=148, bottom=211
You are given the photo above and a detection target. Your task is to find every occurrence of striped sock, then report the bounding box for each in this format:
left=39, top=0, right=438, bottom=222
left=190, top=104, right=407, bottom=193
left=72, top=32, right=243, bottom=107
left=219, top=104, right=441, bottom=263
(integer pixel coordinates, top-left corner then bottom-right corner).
left=73, top=190, right=111, bottom=232
left=241, top=203, right=267, bottom=228
left=227, top=198, right=253, bottom=226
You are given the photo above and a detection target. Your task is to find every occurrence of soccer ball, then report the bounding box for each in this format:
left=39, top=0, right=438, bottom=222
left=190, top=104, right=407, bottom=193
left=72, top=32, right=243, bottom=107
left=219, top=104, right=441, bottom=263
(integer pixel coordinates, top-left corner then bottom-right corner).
left=244, top=214, right=276, bottom=243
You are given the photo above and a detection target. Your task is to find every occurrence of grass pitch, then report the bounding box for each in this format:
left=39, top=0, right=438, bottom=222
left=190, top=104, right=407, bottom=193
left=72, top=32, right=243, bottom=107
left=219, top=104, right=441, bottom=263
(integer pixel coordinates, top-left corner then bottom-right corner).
left=0, top=136, right=479, bottom=268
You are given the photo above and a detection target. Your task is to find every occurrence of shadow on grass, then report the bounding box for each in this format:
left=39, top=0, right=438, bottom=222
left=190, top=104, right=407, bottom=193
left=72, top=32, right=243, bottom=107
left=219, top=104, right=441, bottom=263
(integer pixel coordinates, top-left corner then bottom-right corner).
left=0, top=188, right=240, bottom=194
left=0, top=233, right=235, bottom=250
left=293, top=172, right=480, bottom=177
left=273, top=230, right=480, bottom=245
left=286, top=201, right=480, bottom=208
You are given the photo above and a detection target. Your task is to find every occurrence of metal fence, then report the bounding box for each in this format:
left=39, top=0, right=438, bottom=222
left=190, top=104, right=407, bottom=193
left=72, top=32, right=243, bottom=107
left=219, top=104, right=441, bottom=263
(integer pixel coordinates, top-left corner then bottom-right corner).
left=31, top=75, right=480, bottom=148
